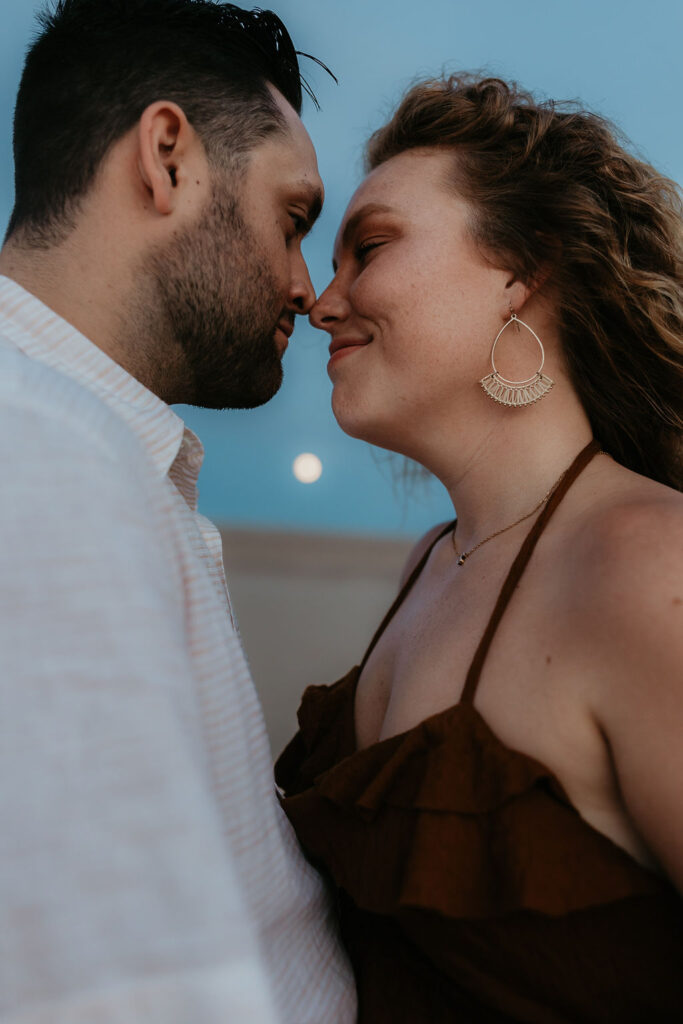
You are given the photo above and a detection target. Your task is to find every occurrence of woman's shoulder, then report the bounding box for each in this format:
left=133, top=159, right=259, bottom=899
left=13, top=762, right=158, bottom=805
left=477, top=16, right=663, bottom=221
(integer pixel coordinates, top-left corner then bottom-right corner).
left=574, top=464, right=682, bottom=584
left=563, top=463, right=682, bottom=684
left=565, top=468, right=683, bottom=890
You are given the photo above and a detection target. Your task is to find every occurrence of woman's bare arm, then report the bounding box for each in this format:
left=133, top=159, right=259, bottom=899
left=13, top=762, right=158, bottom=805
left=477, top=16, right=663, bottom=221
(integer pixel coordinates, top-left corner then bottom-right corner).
left=587, top=498, right=683, bottom=890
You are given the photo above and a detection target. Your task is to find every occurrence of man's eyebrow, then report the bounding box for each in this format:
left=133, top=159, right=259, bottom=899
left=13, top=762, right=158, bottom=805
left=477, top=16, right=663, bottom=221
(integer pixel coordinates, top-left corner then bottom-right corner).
left=332, top=203, right=393, bottom=270
left=294, top=182, right=324, bottom=234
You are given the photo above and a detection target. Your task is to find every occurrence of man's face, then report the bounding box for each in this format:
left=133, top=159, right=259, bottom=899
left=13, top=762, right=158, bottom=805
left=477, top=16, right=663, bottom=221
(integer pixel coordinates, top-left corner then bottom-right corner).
left=148, top=88, right=323, bottom=409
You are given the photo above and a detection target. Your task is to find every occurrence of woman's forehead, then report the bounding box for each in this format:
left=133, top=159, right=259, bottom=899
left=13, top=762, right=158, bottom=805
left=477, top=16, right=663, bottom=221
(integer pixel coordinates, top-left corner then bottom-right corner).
left=350, top=150, right=457, bottom=215
left=334, top=149, right=464, bottom=247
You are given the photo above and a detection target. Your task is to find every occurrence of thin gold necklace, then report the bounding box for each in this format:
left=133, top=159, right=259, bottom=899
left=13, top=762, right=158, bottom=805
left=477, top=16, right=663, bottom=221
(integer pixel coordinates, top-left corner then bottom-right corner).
left=451, top=465, right=568, bottom=567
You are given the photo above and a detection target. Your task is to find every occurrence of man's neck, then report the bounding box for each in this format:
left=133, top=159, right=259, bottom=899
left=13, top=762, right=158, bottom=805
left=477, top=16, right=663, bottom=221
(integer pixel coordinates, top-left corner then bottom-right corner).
left=0, top=239, right=170, bottom=400
left=1, top=237, right=116, bottom=347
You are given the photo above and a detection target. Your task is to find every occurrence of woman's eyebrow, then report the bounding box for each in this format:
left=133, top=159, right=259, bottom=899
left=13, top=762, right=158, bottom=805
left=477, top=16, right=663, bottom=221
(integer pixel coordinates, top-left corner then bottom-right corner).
left=332, top=203, right=394, bottom=269
left=340, top=203, right=393, bottom=248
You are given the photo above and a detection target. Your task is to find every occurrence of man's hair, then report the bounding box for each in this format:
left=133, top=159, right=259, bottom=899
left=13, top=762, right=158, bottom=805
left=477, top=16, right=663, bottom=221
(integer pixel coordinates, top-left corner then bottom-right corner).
left=8, top=0, right=319, bottom=246
left=367, top=75, right=683, bottom=489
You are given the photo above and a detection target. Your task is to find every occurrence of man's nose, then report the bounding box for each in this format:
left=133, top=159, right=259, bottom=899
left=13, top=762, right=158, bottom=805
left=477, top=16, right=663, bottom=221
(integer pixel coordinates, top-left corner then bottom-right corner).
left=287, top=256, right=316, bottom=316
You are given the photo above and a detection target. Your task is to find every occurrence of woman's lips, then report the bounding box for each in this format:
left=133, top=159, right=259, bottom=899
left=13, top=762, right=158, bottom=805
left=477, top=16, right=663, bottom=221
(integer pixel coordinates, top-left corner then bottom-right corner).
left=327, top=337, right=371, bottom=369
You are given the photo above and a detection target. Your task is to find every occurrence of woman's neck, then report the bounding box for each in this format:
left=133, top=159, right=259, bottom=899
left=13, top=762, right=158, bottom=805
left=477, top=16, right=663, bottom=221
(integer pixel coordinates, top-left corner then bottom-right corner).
left=428, top=395, right=595, bottom=554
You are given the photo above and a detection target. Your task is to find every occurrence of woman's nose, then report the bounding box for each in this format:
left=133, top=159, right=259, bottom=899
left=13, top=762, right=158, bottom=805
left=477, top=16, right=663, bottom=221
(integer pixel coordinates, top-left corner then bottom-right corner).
left=309, top=279, right=350, bottom=331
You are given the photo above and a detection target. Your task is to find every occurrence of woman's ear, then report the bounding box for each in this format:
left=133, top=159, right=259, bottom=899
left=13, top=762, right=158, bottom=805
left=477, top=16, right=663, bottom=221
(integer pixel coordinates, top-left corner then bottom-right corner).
left=503, top=276, right=533, bottom=317
left=136, top=101, right=195, bottom=216
left=503, top=237, right=560, bottom=316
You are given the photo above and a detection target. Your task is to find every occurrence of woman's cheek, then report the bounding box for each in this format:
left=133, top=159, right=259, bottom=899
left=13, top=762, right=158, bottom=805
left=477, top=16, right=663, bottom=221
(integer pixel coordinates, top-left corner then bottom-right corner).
left=351, top=268, right=402, bottom=317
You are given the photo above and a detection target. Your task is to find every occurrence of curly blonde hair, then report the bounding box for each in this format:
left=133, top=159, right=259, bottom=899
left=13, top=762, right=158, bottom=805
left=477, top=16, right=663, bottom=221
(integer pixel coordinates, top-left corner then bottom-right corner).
left=367, top=75, right=683, bottom=489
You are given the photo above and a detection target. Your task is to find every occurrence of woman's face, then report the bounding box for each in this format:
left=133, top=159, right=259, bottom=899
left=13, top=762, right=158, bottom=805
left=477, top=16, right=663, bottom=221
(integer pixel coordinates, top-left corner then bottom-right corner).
left=310, top=148, right=518, bottom=456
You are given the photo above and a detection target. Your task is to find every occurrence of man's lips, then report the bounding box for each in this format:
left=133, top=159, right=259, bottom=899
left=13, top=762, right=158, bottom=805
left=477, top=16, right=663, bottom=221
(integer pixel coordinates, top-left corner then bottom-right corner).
left=276, top=319, right=294, bottom=340
left=274, top=319, right=294, bottom=353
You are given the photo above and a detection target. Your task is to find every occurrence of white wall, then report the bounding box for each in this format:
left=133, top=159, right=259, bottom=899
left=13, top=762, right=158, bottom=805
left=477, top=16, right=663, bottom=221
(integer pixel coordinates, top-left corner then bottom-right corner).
left=220, top=527, right=413, bottom=758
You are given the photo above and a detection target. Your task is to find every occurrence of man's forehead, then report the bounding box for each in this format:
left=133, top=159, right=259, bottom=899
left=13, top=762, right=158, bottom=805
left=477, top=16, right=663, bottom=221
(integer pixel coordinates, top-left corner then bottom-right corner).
left=268, top=84, right=314, bottom=150
left=264, top=85, right=321, bottom=174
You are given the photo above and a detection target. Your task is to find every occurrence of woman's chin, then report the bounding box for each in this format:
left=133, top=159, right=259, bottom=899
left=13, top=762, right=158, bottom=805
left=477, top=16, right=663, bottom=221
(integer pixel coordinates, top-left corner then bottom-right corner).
left=331, top=396, right=401, bottom=450
left=332, top=394, right=373, bottom=441
left=331, top=408, right=370, bottom=443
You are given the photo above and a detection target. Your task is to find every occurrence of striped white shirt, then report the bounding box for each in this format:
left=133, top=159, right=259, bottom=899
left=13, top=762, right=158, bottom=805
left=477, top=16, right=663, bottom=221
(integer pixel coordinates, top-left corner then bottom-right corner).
left=0, top=275, right=356, bottom=1024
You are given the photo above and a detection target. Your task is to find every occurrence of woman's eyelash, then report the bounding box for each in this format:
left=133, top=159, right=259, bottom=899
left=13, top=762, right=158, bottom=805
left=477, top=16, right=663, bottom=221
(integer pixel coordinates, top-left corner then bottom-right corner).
left=355, top=239, right=383, bottom=260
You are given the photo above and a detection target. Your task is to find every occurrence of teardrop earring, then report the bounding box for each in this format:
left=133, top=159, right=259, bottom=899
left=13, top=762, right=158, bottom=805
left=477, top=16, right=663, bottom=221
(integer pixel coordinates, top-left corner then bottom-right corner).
left=480, top=313, right=554, bottom=407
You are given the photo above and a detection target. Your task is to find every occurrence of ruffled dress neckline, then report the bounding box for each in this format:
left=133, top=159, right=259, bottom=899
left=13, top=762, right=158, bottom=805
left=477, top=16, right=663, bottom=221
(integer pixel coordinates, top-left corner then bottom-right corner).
left=279, top=661, right=667, bottom=921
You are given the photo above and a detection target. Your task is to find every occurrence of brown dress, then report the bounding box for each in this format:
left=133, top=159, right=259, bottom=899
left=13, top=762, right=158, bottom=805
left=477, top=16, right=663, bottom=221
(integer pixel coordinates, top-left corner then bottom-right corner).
left=276, top=441, right=683, bottom=1022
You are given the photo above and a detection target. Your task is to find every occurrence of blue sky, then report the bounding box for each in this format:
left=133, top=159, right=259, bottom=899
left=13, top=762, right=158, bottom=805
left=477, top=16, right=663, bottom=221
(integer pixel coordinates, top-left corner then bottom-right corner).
left=1, top=0, right=681, bottom=535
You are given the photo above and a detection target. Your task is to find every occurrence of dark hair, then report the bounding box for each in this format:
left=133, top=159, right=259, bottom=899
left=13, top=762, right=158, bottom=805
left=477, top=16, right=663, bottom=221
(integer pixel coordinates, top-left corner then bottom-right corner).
left=8, top=0, right=322, bottom=246
left=367, top=75, right=683, bottom=490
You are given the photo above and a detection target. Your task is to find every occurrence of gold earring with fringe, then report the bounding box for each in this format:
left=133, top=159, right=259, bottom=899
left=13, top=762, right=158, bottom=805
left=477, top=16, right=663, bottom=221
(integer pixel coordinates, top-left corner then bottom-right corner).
left=480, top=313, right=554, bottom=407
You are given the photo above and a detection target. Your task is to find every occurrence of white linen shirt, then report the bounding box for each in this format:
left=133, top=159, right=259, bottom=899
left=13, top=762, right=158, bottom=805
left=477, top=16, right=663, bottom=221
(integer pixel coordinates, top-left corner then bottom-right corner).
left=0, top=276, right=356, bottom=1024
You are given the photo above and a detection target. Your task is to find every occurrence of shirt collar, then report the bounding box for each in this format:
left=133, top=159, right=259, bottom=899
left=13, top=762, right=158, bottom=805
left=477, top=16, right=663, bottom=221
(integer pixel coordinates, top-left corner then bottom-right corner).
left=0, top=274, right=204, bottom=508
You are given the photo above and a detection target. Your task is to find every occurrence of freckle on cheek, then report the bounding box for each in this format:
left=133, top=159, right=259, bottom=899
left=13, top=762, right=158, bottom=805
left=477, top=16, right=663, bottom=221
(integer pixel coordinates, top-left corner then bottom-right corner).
left=545, top=655, right=552, bottom=665
left=673, top=597, right=682, bottom=606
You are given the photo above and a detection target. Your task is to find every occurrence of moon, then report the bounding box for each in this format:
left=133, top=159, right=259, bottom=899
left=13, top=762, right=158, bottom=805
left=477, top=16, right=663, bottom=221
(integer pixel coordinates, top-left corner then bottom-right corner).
left=293, top=453, right=323, bottom=484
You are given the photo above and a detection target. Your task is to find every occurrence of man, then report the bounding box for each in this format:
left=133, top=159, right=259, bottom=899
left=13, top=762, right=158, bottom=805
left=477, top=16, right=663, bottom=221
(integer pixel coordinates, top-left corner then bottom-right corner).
left=0, top=1, right=355, bottom=1020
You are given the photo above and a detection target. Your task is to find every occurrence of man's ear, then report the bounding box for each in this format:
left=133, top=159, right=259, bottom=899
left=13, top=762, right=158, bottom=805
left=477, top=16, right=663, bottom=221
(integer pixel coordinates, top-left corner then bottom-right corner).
left=136, top=101, right=198, bottom=215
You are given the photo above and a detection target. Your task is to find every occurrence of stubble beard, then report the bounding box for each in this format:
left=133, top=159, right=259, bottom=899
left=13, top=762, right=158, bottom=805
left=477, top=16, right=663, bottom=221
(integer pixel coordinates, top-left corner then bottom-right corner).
left=147, top=179, right=286, bottom=409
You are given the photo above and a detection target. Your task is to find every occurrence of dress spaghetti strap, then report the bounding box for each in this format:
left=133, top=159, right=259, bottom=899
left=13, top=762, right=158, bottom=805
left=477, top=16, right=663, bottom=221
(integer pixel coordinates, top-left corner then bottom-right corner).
left=460, top=438, right=601, bottom=705
left=358, top=439, right=601, bottom=688
left=359, top=520, right=454, bottom=672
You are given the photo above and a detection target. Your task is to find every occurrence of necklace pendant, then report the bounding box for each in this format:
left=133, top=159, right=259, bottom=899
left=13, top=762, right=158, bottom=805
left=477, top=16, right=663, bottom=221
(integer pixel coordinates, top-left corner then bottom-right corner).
left=457, top=553, right=467, bottom=566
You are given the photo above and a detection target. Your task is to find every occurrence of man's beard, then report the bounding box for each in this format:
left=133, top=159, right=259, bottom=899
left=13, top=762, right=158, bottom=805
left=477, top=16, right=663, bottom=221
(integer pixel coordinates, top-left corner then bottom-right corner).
left=146, top=181, right=286, bottom=409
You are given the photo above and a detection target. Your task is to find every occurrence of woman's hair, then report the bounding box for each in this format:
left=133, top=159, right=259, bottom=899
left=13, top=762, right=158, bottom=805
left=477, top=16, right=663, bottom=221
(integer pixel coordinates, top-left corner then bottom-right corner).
left=367, top=75, right=683, bottom=489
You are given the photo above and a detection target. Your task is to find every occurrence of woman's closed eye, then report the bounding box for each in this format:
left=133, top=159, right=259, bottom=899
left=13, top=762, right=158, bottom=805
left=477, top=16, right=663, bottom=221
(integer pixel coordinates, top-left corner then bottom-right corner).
left=355, top=238, right=386, bottom=262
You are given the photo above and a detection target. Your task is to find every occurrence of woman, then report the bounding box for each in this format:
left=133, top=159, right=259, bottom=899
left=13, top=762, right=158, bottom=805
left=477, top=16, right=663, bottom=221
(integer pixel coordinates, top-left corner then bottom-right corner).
left=275, top=75, right=683, bottom=1021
